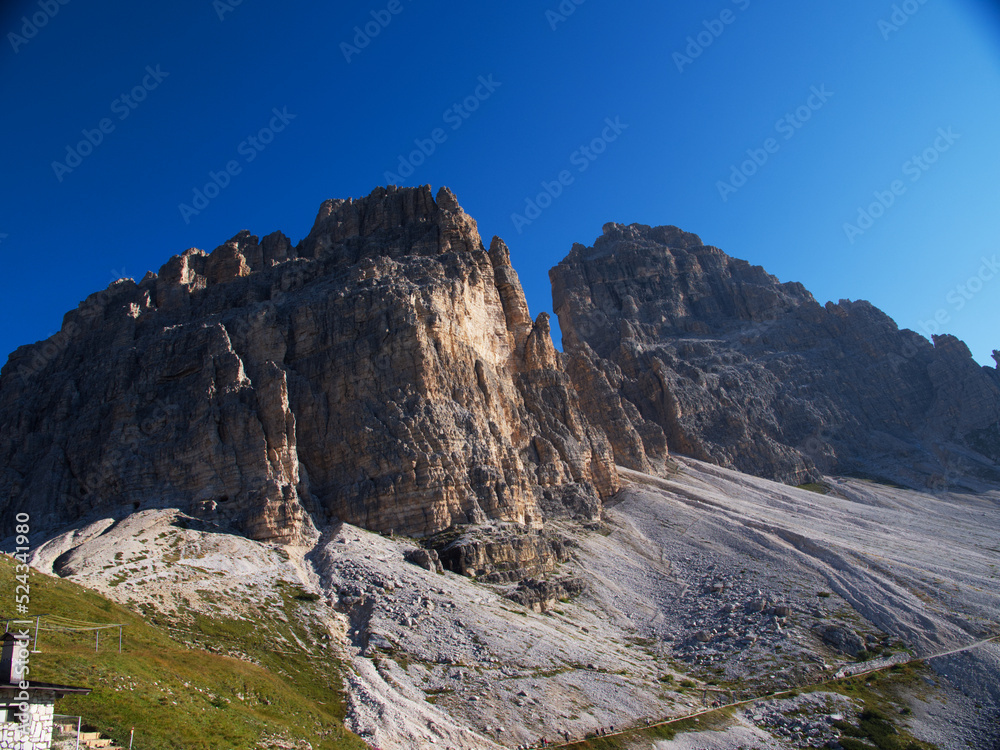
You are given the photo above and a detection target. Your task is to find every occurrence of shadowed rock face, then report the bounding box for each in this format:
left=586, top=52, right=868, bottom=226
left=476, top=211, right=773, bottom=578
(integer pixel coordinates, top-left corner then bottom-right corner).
left=0, top=186, right=617, bottom=542
left=550, top=222, right=1000, bottom=487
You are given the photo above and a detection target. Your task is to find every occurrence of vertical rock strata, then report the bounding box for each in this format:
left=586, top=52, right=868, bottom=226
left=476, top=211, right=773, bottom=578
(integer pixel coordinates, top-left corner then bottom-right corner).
left=551, top=222, right=1000, bottom=487
left=0, top=186, right=617, bottom=542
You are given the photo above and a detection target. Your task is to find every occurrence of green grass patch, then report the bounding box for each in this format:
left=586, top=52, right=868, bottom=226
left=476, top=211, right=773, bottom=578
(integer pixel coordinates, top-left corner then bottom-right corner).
left=423, top=688, right=454, bottom=705
left=809, top=663, right=937, bottom=750
left=0, top=555, right=365, bottom=750
left=563, top=709, right=733, bottom=749
left=835, top=708, right=916, bottom=750
left=849, top=473, right=909, bottom=490
left=797, top=482, right=832, bottom=494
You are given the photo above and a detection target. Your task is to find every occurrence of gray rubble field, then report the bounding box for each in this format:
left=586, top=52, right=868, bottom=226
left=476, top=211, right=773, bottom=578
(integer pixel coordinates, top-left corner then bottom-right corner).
left=30, top=457, right=1000, bottom=749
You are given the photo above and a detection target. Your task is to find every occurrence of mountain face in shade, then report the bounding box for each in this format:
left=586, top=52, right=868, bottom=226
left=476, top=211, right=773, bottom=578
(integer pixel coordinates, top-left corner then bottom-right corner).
left=0, top=186, right=617, bottom=542
left=550, top=222, right=1000, bottom=488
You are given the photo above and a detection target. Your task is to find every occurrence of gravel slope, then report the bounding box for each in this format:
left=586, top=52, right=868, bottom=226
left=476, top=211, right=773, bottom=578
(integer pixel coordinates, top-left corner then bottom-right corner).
left=23, top=458, right=1000, bottom=749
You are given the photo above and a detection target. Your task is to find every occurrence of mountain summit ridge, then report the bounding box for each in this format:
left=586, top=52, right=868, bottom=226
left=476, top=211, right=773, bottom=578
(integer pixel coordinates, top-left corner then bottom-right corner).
left=551, top=220, right=1000, bottom=487
left=0, top=185, right=616, bottom=545
left=2, top=186, right=998, bottom=548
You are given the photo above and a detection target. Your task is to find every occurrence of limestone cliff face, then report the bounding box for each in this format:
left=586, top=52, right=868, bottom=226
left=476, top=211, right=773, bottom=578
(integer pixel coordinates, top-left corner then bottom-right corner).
left=0, top=186, right=617, bottom=542
left=551, top=222, right=1000, bottom=487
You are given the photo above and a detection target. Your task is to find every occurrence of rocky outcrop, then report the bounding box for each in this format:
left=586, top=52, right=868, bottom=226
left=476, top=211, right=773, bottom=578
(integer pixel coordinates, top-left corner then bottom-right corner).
left=0, top=186, right=618, bottom=543
left=404, top=547, right=444, bottom=574
left=551, top=222, right=1000, bottom=486
left=815, top=623, right=866, bottom=657
left=506, top=576, right=586, bottom=612
left=429, top=524, right=575, bottom=583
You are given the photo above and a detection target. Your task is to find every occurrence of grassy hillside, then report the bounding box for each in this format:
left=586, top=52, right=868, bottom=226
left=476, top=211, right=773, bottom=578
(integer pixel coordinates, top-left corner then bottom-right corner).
left=0, top=555, right=366, bottom=750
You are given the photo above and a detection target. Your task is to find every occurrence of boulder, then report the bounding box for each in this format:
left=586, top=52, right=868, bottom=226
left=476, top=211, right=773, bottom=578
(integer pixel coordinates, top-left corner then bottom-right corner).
left=816, top=623, right=866, bottom=656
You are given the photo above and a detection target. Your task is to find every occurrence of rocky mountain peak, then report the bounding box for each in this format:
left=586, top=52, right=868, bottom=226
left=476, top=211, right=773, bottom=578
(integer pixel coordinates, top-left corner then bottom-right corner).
left=552, top=224, right=1000, bottom=486
left=0, top=186, right=617, bottom=547
left=299, top=184, right=483, bottom=264
left=4, top=192, right=995, bottom=554
left=597, top=221, right=704, bottom=249
left=552, top=223, right=815, bottom=361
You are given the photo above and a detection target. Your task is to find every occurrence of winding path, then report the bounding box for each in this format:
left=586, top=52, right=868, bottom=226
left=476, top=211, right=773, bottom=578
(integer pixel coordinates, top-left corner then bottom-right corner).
left=545, top=633, right=1000, bottom=749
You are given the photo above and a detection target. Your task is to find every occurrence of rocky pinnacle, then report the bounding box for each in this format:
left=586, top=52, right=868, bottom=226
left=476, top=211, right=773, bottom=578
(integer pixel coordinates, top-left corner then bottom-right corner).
left=0, top=186, right=617, bottom=542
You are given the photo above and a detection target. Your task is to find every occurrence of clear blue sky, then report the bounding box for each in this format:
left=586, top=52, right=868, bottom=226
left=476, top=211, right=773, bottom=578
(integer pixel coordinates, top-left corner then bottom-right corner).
left=2, top=0, right=999, bottom=365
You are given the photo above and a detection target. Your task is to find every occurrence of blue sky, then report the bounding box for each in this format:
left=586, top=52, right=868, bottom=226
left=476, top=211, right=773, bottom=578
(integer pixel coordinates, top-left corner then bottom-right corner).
left=1, top=0, right=998, bottom=366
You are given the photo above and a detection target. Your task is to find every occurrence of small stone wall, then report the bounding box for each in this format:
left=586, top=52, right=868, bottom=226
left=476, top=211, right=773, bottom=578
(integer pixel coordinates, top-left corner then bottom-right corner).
left=0, top=695, right=55, bottom=750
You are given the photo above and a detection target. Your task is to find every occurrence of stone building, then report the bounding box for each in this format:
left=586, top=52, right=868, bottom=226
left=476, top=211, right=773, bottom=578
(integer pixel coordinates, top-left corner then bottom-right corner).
left=0, top=632, right=90, bottom=750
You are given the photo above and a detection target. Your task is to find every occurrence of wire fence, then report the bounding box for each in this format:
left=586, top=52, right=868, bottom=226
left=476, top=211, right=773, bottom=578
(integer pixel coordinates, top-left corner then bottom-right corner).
left=2, top=613, right=124, bottom=653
